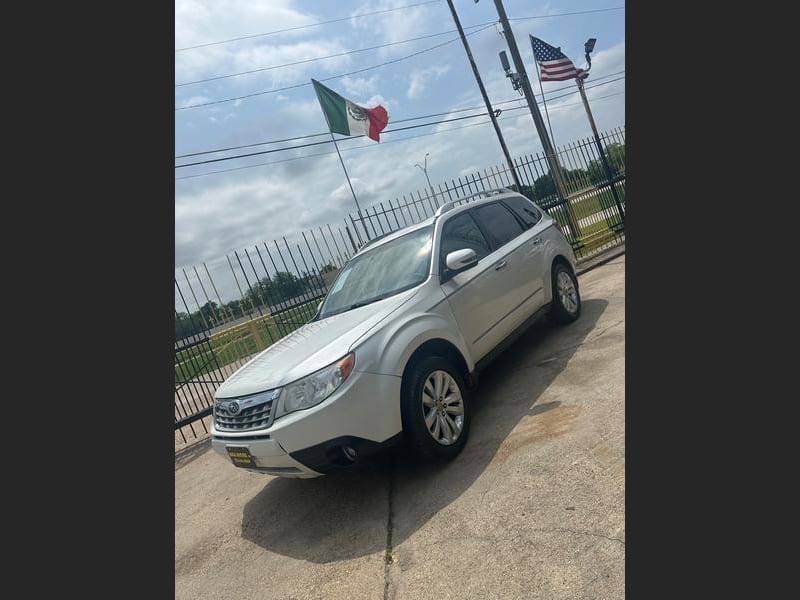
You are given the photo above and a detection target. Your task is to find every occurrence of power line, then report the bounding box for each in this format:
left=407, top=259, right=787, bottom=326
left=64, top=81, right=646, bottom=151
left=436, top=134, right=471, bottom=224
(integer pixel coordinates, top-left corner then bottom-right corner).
left=177, top=118, right=504, bottom=181
left=176, top=78, right=624, bottom=169
left=175, top=70, right=625, bottom=158
left=175, top=5, right=625, bottom=87
left=176, top=24, right=489, bottom=87
left=176, top=92, right=624, bottom=182
left=174, top=3, right=623, bottom=53
left=509, top=6, right=624, bottom=22
left=175, top=0, right=442, bottom=52
left=175, top=78, right=624, bottom=168
left=176, top=24, right=493, bottom=111
left=175, top=6, right=626, bottom=109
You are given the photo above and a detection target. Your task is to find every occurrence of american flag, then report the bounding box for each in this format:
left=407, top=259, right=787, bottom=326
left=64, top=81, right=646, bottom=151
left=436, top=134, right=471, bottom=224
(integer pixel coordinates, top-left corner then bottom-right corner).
left=530, top=35, right=588, bottom=82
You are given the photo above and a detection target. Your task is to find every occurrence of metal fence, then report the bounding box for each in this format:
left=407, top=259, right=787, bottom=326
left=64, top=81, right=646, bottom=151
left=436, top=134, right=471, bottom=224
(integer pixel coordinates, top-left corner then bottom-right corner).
left=175, top=126, right=625, bottom=450
left=347, top=126, right=625, bottom=255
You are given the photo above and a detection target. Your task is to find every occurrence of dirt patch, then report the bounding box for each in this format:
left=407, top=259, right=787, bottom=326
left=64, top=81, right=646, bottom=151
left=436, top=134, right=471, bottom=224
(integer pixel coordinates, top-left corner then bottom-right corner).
left=175, top=438, right=212, bottom=471
left=493, top=403, right=581, bottom=464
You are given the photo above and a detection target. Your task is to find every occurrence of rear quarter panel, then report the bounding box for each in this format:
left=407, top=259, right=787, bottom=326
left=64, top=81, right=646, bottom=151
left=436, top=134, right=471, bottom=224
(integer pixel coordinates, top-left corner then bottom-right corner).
left=539, top=218, right=577, bottom=304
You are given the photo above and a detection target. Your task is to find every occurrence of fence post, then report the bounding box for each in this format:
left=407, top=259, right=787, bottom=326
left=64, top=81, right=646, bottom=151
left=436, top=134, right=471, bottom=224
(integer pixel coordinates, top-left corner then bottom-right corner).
left=345, top=225, right=358, bottom=253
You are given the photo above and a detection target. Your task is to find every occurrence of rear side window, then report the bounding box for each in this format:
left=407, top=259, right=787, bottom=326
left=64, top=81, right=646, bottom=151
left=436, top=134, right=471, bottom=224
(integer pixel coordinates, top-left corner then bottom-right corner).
left=439, top=212, right=492, bottom=271
left=503, top=196, right=542, bottom=229
left=471, top=202, right=524, bottom=248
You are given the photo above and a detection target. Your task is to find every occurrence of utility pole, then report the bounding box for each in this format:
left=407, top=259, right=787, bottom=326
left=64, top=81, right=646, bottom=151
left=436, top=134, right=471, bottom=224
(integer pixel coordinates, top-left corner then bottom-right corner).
left=444, top=0, right=521, bottom=192
left=415, top=153, right=437, bottom=201
left=578, top=38, right=625, bottom=224
left=490, top=0, right=579, bottom=238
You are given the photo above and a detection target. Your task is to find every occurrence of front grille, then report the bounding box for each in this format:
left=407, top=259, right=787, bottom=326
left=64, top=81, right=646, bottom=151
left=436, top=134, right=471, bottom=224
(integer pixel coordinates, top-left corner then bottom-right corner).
left=214, top=391, right=277, bottom=432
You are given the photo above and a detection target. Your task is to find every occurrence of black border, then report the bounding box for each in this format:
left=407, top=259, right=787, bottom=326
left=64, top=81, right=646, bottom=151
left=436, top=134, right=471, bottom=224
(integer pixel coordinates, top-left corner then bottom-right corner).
left=5, top=2, right=175, bottom=596
left=627, top=2, right=791, bottom=597
left=5, top=1, right=791, bottom=597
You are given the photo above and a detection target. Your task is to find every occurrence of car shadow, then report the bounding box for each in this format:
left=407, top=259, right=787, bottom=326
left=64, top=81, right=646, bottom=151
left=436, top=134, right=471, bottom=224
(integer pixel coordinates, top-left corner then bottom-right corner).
left=241, top=298, right=608, bottom=563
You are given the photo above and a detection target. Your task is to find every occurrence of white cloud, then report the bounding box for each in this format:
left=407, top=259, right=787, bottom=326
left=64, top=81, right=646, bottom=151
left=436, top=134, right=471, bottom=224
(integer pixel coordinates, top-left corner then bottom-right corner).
left=175, top=0, right=314, bottom=50
left=407, top=65, right=450, bottom=99
left=174, top=0, right=352, bottom=92
left=364, top=94, right=392, bottom=112
left=340, top=75, right=380, bottom=98
left=350, top=0, right=437, bottom=48
left=178, top=96, right=210, bottom=108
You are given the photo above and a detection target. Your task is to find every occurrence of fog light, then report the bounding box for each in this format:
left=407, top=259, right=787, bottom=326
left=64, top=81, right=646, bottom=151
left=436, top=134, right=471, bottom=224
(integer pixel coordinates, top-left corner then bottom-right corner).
left=342, top=446, right=357, bottom=462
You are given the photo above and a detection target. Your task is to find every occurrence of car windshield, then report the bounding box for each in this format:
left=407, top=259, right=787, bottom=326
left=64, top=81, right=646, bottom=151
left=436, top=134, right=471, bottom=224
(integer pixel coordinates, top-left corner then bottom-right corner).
left=318, top=225, right=433, bottom=319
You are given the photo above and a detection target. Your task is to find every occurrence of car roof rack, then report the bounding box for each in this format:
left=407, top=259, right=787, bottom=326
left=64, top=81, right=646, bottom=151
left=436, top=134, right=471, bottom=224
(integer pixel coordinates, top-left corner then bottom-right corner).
left=434, top=187, right=515, bottom=217
left=354, top=187, right=516, bottom=254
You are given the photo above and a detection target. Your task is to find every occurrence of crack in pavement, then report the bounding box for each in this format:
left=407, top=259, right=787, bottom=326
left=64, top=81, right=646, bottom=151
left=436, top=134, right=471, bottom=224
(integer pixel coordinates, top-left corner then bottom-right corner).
left=383, top=458, right=396, bottom=600
left=511, top=318, right=625, bottom=373
left=530, top=527, right=625, bottom=546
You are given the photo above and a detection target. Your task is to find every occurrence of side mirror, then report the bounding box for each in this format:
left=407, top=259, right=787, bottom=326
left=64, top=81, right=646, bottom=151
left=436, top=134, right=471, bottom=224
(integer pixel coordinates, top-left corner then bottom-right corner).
left=445, top=248, right=479, bottom=273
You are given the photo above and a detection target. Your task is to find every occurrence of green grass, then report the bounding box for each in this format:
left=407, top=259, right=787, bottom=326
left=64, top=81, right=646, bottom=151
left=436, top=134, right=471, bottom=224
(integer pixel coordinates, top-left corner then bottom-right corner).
left=544, top=184, right=625, bottom=259
left=175, top=300, right=318, bottom=383
left=568, top=184, right=626, bottom=220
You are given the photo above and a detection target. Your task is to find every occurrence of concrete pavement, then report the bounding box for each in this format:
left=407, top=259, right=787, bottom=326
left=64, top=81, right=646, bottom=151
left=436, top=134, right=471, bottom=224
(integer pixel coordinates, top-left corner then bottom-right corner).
left=175, top=255, right=625, bottom=599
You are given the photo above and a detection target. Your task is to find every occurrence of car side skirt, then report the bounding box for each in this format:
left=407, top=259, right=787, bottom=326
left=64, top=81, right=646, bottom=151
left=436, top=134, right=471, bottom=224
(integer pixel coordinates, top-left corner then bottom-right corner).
left=473, top=301, right=553, bottom=376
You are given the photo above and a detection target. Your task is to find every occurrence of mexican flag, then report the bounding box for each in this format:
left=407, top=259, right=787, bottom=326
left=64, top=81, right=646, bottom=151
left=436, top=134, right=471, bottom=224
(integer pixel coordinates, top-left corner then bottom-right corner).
left=312, top=79, right=389, bottom=142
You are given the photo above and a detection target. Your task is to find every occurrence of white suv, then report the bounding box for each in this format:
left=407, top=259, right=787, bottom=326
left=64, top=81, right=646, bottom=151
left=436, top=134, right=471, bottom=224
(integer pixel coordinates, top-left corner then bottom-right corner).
left=211, top=189, right=581, bottom=477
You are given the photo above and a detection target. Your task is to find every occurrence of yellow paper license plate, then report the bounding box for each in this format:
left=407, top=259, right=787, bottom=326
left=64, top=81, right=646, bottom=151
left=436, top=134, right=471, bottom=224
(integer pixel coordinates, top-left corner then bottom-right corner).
left=226, top=446, right=256, bottom=468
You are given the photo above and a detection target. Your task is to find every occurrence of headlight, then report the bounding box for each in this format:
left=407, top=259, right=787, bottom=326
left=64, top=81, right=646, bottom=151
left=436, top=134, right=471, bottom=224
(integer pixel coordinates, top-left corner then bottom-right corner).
left=273, top=353, right=355, bottom=419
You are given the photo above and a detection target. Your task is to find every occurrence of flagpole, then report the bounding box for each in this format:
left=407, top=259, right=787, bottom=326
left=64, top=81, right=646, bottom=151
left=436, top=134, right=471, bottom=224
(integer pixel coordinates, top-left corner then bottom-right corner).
left=329, top=132, right=362, bottom=215
left=311, top=80, right=363, bottom=217
left=575, top=76, right=625, bottom=223
left=490, top=1, right=579, bottom=239
left=533, top=55, right=556, bottom=148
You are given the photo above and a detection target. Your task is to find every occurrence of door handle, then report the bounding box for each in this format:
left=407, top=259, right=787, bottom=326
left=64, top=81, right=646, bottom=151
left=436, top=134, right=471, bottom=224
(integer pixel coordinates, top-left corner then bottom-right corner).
left=494, top=260, right=508, bottom=271
left=532, top=237, right=543, bottom=246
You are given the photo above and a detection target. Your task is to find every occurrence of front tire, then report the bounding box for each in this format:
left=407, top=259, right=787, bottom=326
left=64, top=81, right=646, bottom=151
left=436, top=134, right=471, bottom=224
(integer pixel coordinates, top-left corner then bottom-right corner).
left=548, top=262, right=581, bottom=324
left=400, top=356, right=470, bottom=463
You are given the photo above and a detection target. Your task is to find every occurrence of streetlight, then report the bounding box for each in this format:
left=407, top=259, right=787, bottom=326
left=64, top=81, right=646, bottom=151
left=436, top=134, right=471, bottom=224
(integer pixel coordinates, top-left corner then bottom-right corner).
left=575, top=37, right=625, bottom=223
left=584, top=38, right=597, bottom=68
left=414, top=153, right=437, bottom=200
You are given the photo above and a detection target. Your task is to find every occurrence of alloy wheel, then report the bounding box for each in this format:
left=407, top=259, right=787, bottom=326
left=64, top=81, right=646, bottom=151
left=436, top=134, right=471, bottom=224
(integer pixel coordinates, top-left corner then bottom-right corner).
left=421, top=370, right=464, bottom=446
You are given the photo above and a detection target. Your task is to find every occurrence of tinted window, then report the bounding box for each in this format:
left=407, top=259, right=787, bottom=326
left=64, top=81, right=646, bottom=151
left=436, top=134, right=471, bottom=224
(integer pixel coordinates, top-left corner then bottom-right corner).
left=471, top=202, right=524, bottom=248
left=439, top=213, right=492, bottom=271
left=503, top=196, right=542, bottom=228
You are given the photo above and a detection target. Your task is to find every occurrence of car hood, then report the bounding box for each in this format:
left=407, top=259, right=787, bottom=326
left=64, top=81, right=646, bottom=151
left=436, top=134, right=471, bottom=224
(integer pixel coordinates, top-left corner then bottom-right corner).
left=215, top=288, right=418, bottom=398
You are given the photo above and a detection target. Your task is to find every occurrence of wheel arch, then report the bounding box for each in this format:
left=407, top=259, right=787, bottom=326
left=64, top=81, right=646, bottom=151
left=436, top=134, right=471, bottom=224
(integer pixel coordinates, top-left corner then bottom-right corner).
left=543, top=253, right=576, bottom=303
left=400, top=338, right=474, bottom=400
left=551, top=253, right=575, bottom=274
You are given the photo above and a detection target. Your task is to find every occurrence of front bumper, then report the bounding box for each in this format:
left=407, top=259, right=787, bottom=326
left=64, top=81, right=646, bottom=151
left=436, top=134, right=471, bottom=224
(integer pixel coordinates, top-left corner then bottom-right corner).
left=211, top=370, right=403, bottom=478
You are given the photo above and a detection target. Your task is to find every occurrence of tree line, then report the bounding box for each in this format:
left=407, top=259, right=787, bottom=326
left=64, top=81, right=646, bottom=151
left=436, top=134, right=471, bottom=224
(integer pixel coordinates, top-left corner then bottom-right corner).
left=176, top=268, right=333, bottom=340
left=517, top=142, right=625, bottom=205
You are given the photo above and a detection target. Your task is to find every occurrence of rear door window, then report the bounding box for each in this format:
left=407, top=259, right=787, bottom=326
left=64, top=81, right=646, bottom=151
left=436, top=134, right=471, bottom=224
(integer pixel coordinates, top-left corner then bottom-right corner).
left=503, top=196, right=542, bottom=229
left=471, top=202, right=525, bottom=249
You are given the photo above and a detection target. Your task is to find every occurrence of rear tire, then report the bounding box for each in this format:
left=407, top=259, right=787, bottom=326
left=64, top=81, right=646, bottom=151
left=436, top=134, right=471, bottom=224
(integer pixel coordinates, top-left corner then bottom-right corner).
left=400, top=356, right=470, bottom=463
left=548, top=262, right=581, bottom=324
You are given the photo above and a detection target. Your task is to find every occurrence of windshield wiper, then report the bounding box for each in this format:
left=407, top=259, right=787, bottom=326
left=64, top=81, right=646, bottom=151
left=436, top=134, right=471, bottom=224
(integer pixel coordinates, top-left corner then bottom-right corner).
left=342, top=297, right=384, bottom=312
left=326, top=294, right=392, bottom=318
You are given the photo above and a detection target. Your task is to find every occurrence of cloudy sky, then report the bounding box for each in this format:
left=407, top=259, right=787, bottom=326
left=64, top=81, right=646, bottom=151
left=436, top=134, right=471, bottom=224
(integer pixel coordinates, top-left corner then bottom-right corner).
left=175, top=0, right=624, bottom=306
